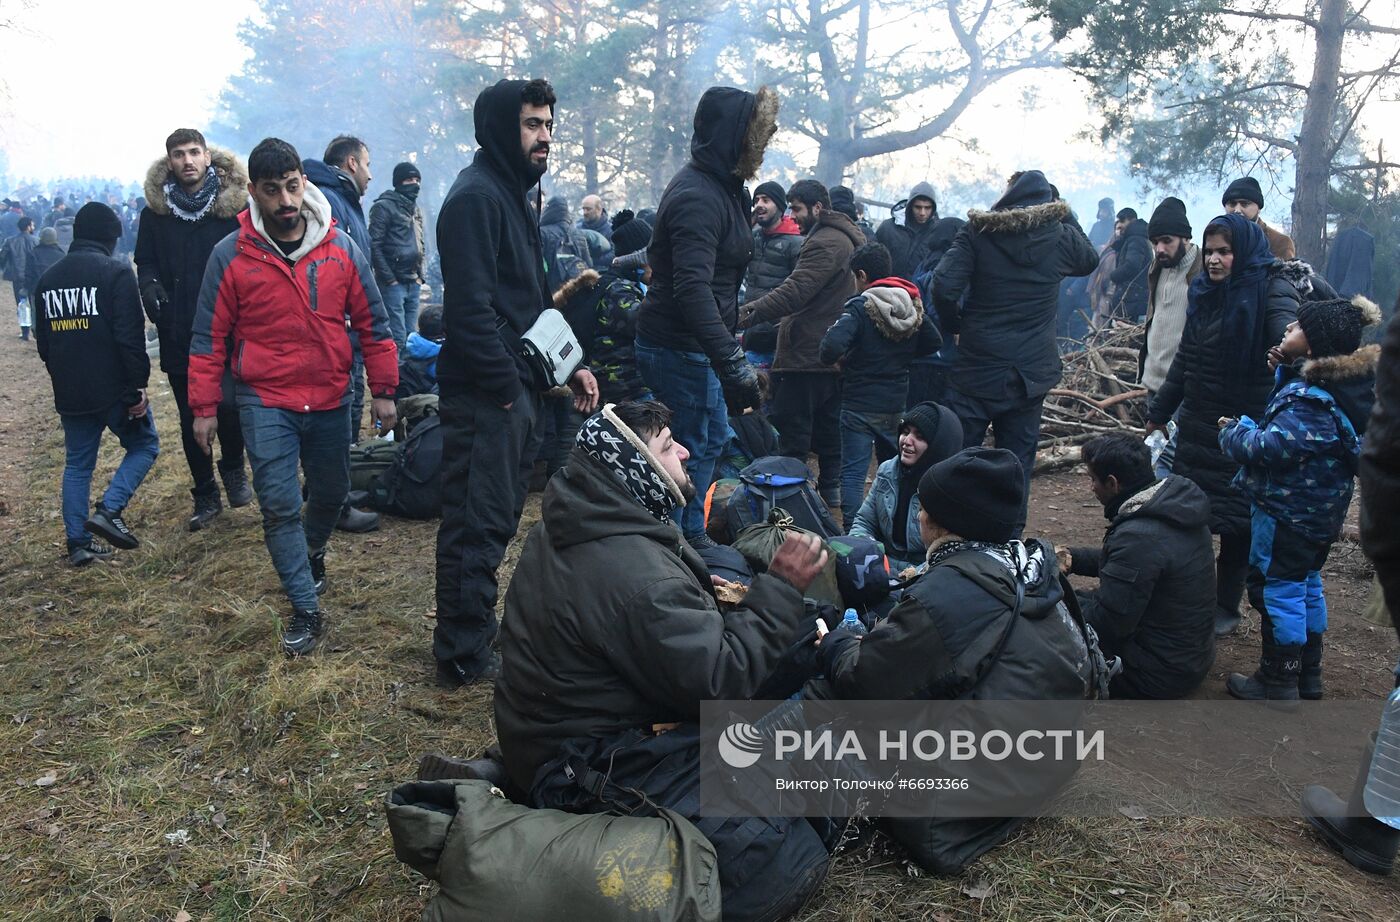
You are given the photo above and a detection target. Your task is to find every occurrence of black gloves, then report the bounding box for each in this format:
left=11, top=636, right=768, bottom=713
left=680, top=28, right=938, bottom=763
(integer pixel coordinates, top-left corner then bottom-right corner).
left=715, top=344, right=763, bottom=411
left=139, top=278, right=169, bottom=323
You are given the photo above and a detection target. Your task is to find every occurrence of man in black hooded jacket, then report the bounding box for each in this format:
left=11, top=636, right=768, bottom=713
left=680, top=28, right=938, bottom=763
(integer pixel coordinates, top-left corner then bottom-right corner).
left=876, top=181, right=938, bottom=280
left=931, top=171, right=1100, bottom=533
left=635, top=85, right=776, bottom=543
left=432, top=78, right=599, bottom=689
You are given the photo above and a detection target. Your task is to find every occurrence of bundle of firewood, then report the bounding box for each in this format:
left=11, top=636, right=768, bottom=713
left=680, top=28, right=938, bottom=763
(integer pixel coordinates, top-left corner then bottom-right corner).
left=1035, top=322, right=1149, bottom=473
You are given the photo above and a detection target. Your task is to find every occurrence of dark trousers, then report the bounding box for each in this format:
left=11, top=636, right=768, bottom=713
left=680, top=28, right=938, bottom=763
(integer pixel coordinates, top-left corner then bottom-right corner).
left=434, top=388, right=543, bottom=672
left=771, top=371, right=842, bottom=496
left=944, top=380, right=1046, bottom=535
left=538, top=394, right=584, bottom=477
left=168, top=372, right=245, bottom=497
left=1217, top=526, right=1251, bottom=618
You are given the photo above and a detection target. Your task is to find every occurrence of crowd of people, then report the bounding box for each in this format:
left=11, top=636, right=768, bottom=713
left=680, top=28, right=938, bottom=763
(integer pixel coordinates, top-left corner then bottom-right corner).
left=10, top=75, right=1400, bottom=917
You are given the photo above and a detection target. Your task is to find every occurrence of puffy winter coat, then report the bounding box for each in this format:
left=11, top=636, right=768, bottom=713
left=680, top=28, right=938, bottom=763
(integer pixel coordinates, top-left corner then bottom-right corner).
left=1148, top=260, right=1302, bottom=535
left=301, top=159, right=369, bottom=254
left=2, top=230, right=36, bottom=287
left=1221, top=338, right=1379, bottom=544
left=558, top=269, right=648, bottom=404
left=1068, top=475, right=1217, bottom=699
left=368, top=187, right=425, bottom=286
left=1107, top=218, right=1152, bottom=320
left=931, top=172, right=1100, bottom=399
left=849, top=457, right=927, bottom=573
left=819, top=278, right=942, bottom=414
left=741, top=210, right=864, bottom=373
left=187, top=183, right=398, bottom=417
left=636, top=86, right=777, bottom=363
left=134, top=145, right=247, bottom=374
left=33, top=238, right=150, bottom=415
left=875, top=182, right=939, bottom=279
left=743, top=215, right=803, bottom=303
left=494, top=446, right=806, bottom=793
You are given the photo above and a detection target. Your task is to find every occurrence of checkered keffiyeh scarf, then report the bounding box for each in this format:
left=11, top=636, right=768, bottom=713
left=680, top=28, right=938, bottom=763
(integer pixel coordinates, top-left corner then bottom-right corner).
left=164, top=167, right=220, bottom=222
left=576, top=404, right=686, bottom=523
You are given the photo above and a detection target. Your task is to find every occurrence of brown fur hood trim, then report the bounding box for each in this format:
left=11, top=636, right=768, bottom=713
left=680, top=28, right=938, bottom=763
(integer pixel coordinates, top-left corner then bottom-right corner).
left=965, top=199, right=1070, bottom=235
left=735, top=86, right=779, bottom=181
left=1301, top=343, right=1380, bottom=385
left=553, top=269, right=600, bottom=308
left=143, top=145, right=249, bottom=220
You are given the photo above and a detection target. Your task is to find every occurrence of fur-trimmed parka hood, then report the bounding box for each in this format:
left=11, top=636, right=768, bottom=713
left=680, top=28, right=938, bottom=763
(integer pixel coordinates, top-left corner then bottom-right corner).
left=689, top=85, right=779, bottom=183
left=1301, top=342, right=1381, bottom=386
left=965, top=199, right=1071, bottom=235
left=553, top=268, right=599, bottom=306
left=863, top=277, right=925, bottom=341
left=143, top=145, right=248, bottom=220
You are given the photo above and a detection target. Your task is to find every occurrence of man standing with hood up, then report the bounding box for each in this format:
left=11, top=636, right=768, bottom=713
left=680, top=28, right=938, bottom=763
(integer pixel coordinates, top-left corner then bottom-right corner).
left=433, top=78, right=599, bottom=689
left=876, top=181, right=938, bottom=280
left=635, top=85, right=776, bottom=545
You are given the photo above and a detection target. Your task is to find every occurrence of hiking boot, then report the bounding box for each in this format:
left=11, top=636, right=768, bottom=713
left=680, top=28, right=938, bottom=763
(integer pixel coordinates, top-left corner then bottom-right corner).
left=436, top=652, right=501, bottom=689
left=85, top=503, right=138, bottom=550
left=20, top=326, right=30, bottom=341
left=68, top=539, right=114, bottom=567
left=1214, top=607, right=1242, bottom=637
left=1301, top=631, right=1324, bottom=700
left=282, top=608, right=325, bottom=657
left=1226, top=642, right=1302, bottom=705
left=221, top=468, right=253, bottom=508
left=309, top=549, right=327, bottom=596
left=1302, top=735, right=1400, bottom=875
left=417, top=752, right=510, bottom=788
left=686, top=532, right=719, bottom=552
left=335, top=504, right=380, bottom=533
left=188, top=490, right=223, bottom=532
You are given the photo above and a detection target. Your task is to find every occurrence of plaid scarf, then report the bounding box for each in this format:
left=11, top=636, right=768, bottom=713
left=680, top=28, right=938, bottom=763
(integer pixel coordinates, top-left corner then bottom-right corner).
left=576, top=404, right=686, bottom=523
left=164, top=167, right=220, bottom=222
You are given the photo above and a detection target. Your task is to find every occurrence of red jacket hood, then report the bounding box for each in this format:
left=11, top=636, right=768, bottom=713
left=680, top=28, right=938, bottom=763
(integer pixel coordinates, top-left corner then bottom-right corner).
left=867, top=276, right=920, bottom=300
left=763, top=215, right=802, bottom=237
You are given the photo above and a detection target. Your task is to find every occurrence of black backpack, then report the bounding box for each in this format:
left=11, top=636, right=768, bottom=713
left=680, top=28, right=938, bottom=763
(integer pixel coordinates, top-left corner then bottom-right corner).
left=369, top=415, right=443, bottom=519
left=724, top=456, right=840, bottom=541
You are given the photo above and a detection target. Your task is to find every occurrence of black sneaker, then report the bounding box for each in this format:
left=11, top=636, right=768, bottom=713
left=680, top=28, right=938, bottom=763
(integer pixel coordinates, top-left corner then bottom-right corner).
left=188, top=490, right=223, bottom=532
left=335, top=505, right=380, bottom=533
left=282, top=608, right=325, bottom=657
left=309, top=550, right=327, bottom=595
left=69, top=539, right=115, bottom=567
left=221, top=468, right=253, bottom=508
left=85, top=504, right=139, bottom=549
left=435, top=652, right=501, bottom=689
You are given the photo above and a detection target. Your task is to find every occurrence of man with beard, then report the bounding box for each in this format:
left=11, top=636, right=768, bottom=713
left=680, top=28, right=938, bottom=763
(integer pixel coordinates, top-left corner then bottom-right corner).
left=1222, top=176, right=1295, bottom=259
left=738, top=180, right=803, bottom=369
left=635, top=86, right=776, bottom=546
left=135, top=128, right=252, bottom=531
left=876, top=181, right=938, bottom=279
left=576, top=193, right=612, bottom=241
left=494, top=399, right=831, bottom=921
left=1140, top=197, right=1202, bottom=396
left=189, top=138, right=399, bottom=657
left=432, top=78, right=599, bottom=689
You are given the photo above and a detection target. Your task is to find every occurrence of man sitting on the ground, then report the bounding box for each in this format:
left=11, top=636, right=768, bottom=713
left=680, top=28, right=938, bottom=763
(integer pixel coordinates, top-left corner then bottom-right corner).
left=1061, top=433, right=1216, bottom=699
left=493, top=399, right=831, bottom=922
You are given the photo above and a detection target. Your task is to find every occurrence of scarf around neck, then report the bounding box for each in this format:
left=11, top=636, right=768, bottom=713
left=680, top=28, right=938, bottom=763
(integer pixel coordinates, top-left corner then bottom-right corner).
left=165, top=166, right=220, bottom=222
left=1188, top=212, right=1275, bottom=387
left=576, top=404, right=687, bottom=523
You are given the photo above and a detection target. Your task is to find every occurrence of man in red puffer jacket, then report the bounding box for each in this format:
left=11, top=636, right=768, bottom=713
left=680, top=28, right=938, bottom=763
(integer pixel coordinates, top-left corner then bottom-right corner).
left=188, top=137, right=398, bottom=657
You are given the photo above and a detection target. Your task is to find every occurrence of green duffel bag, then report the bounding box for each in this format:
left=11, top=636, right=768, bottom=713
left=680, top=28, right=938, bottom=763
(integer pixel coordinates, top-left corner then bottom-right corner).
left=387, top=779, right=721, bottom=922
left=730, top=507, right=842, bottom=607
left=349, top=437, right=398, bottom=493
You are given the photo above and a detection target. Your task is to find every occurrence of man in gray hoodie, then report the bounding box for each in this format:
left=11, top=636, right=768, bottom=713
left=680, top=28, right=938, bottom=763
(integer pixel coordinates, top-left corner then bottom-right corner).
left=876, top=181, right=938, bottom=279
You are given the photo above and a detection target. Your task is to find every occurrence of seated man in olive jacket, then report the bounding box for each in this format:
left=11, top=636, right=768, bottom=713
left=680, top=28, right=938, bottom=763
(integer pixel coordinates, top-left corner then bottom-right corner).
left=1062, top=433, right=1216, bottom=699
left=494, top=399, right=832, bottom=922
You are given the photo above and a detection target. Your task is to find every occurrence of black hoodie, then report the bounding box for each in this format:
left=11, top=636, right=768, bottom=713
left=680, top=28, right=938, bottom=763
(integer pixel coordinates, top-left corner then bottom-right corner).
left=636, top=86, right=758, bottom=362
left=33, top=238, right=151, bottom=415
left=435, top=79, right=552, bottom=405
left=1108, top=218, right=1152, bottom=319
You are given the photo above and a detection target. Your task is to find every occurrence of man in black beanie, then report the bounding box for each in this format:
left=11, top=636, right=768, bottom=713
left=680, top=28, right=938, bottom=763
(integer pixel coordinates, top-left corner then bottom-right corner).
left=741, top=178, right=803, bottom=369
left=369, top=160, right=426, bottom=352
left=1222, top=176, right=1295, bottom=259
left=33, top=203, right=161, bottom=566
left=1141, top=196, right=1202, bottom=395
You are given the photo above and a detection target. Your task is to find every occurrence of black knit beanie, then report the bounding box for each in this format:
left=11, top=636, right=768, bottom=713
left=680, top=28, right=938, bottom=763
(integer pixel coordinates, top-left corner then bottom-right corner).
left=754, top=180, right=787, bottom=214
left=392, top=162, right=422, bottom=186
left=73, top=202, right=123, bottom=243
left=1222, top=177, right=1264, bottom=209
left=1298, top=296, right=1380, bottom=359
left=899, top=401, right=963, bottom=466
left=611, top=214, right=653, bottom=259
left=1147, top=197, right=1191, bottom=239
left=918, top=448, right=1024, bottom=543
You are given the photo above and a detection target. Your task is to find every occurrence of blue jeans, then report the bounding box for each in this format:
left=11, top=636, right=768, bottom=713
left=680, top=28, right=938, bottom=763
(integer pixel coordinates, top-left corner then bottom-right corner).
left=240, top=404, right=351, bottom=611
left=838, top=409, right=900, bottom=525
left=60, top=404, right=160, bottom=547
left=381, top=281, right=422, bottom=353
left=634, top=338, right=728, bottom=537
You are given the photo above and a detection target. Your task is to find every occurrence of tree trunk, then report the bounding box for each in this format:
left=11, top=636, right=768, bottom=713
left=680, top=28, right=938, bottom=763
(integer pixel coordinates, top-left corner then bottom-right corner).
left=582, top=114, right=599, bottom=193
left=1292, top=0, right=1345, bottom=267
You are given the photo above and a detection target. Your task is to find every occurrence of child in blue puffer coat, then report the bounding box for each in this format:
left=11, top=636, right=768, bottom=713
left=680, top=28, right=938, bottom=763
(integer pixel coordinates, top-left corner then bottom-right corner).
left=1219, top=295, right=1381, bottom=702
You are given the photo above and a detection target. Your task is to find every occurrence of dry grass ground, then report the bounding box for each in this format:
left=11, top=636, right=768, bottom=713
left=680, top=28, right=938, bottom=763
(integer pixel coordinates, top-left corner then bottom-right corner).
left=1, top=287, right=1398, bottom=921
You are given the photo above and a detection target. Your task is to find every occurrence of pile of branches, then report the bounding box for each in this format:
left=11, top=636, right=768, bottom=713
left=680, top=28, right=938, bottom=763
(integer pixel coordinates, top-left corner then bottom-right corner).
left=1036, top=322, right=1149, bottom=474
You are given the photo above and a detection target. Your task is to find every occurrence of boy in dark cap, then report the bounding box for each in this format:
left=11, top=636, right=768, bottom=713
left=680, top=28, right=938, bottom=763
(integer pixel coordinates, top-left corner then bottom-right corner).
left=1222, top=176, right=1295, bottom=259
left=33, top=203, right=160, bottom=565
left=1219, top=295, right=1382, bottom=701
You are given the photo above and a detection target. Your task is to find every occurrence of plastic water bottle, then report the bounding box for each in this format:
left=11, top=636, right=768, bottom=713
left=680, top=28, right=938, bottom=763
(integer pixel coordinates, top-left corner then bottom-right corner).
left=1364, top=686, right=1400, bottom=828
left=838, top=608, right=867, bottom=638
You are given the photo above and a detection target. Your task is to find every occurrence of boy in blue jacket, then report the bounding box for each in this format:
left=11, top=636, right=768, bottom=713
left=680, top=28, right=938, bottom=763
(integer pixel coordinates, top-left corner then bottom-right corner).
left=1219, top=295, right=1381, bottom=701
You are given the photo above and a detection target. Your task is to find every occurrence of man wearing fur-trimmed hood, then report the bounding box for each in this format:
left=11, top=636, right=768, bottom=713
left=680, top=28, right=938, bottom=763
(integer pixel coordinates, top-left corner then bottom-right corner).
left=135, top=128, right=252, bottom=532
left=635, top=85, right=778, bottom=545
left=931, top=170, right=1100, bottom=533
